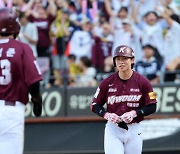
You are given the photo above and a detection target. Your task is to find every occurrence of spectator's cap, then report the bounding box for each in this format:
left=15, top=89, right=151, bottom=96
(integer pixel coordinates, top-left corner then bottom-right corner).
left=122, top=18, right=131, bottom=25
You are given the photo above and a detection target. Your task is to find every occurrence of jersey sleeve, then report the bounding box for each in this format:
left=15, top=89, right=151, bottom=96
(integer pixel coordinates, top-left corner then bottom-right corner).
left=22, top=43, right=42, bottom=87
left=142, top=78, right=157, bottom=106
left=92, top=80, right=107, bottom=106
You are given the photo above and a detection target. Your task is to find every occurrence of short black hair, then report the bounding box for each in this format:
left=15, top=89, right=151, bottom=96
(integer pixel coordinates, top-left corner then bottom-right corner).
left=80, top=56, right=92, bottom=67
left=142, top=44, right=164, bottom=65
left=144, top=11, right=159, bottom=18
left=119, top=7, right=128, bottom=13
left=18, top=11, right=25, bottom=19
left=171, top=14, right=180, bottom=24
left=68, top=54, right=76, bottom=61
left=142, top=44, right=156, bottom=51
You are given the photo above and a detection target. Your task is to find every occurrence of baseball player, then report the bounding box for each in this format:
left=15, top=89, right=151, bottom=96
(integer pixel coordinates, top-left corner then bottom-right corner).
left=91, top=45, right=157, bottom=154
left=0, top=7, right=42, bottom=154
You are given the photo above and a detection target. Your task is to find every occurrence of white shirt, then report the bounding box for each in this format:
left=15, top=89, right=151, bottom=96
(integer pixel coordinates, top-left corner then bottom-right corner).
left=70, top=30, right=93, bottom=62
left=163, top=21, right=180, bottom=66
left=77, top=67, right=96, bottom=87
left=141, top=23, right=163, bottom=56
left=19, top=22, right=38, bottom=57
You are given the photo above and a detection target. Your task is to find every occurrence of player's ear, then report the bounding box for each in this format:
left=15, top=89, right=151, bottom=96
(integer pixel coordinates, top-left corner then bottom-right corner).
left=131, top=57, right=135, bottom=63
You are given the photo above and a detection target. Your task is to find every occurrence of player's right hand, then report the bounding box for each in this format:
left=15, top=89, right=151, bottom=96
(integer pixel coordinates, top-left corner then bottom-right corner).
left=103, top=112, right=122, bottom=124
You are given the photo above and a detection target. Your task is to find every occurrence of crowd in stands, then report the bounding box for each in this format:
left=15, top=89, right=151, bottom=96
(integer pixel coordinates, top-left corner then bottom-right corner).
left=1, top=0, right=180, bottom=88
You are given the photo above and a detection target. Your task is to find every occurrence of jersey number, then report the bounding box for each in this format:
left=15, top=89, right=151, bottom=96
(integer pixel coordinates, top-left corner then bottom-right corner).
left=0, top=59, right=11, bottom=85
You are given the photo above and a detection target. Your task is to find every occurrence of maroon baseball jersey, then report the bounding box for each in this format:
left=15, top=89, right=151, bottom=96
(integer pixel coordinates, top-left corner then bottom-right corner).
left=92, top=71, right=157, bottom=123
left=0, top=38, right=42, bottom=104
left=28, top=14, right=55, bottom=48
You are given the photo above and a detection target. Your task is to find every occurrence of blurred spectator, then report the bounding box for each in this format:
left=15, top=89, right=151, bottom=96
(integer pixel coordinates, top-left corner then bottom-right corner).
left=159, top=0, right=180, bottom=16
left=76, top=56, right=97, bottom=87
left=26, top=0, right=57, bottom=88
left=50, top=9, right=74, bottom=86
left=69, top=0, right=90, bottom=30
left=112, top=18, right=142, bottom=62
left=96, top=56, right=115, bottom=83
left=139, top=11, right=164, bottom=56
left=13, top=0, right=29, bottom=12
left=69, top=0, right=99, bottom=28
left=110, top=6, right=129, bottom=32
left=67, top=54, right=81, bottom=86
left=157, top=7, right=180, bottom=82
left=135, top=44, right=162, bottom=85
left=93, top=21, right=113, bottom=41
left=8, top=0, right=179, bottom=86
left=104, top=0, right=130, bottom=17
left=92, top=22, right=113, bottom=70
left=26, top=0, right=56, bottom=57
left=69, top=18, right=93, bottom=62
left=55, top=0, right=68, bottom=10
left=81, top=0, right=99, bottom=23
left=131, top=0, right=159, bottom=20
left=18, top=11, right=38, bottom=57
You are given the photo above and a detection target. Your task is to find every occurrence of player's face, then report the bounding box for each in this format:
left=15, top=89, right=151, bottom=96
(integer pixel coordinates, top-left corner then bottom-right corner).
left=115, top=56, right=134, bottom=72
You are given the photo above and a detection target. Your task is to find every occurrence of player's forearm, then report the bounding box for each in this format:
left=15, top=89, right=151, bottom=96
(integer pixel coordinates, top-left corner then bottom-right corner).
left=90, top=102, right=106, bottom=117
left=136, top=103, right=156, bottom=117
left=28, top=82, right=41, bottom=99
left=29, top=82, right=42, bottom=116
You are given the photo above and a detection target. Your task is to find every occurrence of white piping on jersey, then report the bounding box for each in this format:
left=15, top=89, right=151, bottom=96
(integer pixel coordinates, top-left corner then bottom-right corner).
left=107, top=95, right=142, bottom=105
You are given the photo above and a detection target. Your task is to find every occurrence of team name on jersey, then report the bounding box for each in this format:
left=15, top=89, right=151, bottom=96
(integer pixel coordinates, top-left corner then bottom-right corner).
left=107, top=95, right=142, bottom=105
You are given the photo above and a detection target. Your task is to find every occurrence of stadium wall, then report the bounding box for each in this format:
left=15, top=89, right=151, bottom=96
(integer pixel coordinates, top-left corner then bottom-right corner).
left=24, top=83, right=180, bottom=154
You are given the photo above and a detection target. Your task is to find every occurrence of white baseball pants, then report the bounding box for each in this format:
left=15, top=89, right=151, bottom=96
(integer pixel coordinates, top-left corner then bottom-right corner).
left=0, top=100, right=25, bottom=154
left=104, top=122, right=143, bottom=154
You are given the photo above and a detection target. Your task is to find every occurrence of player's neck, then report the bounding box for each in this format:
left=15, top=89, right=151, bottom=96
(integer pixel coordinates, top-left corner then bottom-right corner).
left=118, top=70, right=133, bottom=80
left=0, top=35, right=13, bottom=39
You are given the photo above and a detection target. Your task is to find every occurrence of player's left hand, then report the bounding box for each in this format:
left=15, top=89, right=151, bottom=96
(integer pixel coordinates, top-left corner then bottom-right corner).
left=121, top=110, right=137, bottom=124
left=31, top=95, right=42, bottom=117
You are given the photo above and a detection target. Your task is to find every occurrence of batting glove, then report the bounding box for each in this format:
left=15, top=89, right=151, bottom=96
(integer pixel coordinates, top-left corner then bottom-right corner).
left=121, top=110, right=137, bottom=124
left=104, top=112, right=122, bottom=124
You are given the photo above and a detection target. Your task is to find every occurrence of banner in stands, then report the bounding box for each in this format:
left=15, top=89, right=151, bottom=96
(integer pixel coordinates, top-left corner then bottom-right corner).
left=25, top=84, right=180, bottom=118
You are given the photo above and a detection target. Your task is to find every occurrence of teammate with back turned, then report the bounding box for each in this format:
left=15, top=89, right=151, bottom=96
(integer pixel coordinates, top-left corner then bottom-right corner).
left=0, top=7, right=42, bottom=154
left=90, top=45, right=157, bottom=154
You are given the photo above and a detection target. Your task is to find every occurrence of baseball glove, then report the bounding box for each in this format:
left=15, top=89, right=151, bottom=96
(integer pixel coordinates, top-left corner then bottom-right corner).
left=31, top=96, right=42, bottom=117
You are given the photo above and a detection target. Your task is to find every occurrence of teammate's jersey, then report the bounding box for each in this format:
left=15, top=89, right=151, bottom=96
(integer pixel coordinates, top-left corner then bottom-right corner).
left=93, top=71, right=157, bottom=123
left=0, top=38, right=42, bottom=104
